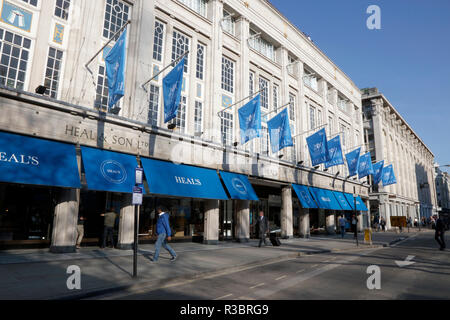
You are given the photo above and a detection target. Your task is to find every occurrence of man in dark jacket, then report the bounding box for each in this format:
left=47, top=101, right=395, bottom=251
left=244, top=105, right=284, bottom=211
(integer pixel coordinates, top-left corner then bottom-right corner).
left=151, top=206, right=177, bottom=262
left=255, top=211, right=270, bottom=247
left=434, top=215, right=446, bottom=251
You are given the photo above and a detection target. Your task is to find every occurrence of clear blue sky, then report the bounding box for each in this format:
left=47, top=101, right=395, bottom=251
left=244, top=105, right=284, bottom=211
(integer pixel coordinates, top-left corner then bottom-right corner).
left=270, top=0, right=450, bottom=172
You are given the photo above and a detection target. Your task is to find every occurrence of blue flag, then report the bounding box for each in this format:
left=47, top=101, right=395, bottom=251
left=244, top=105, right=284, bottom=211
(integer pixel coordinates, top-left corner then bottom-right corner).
left=382, top=164, right=397, bottom=186
left=358, top=152, right=374, bottom=179
left=345, top=147, right=361, bottom=177
left=105, top=27, right=127, bottom=112
left=306, top=128, right=330, bottom=166
left=372, top=160, right=385, bottom=185
left=163, top=56, right=185, bottom=123
left=267, top=108, right=293, bottom=153
left=325, top=135, right=344, bottom=168
left=238, top=94, right=262, bottom=144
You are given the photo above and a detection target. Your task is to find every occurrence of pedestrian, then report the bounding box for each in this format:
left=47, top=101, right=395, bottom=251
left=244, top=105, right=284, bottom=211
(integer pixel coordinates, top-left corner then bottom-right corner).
left=151, top=206, right=177, bottom=262
left=373, top=215, right=380, bottom=232
left=100, top=207, right=118, bottom=249
left=351, top=214, right=358, bottom=239
left=76, top=214, right=85, bottom=249
left=255, top=211, right=270, bottom=247
left=380, top=217, right=386, bottom=231
left=338, top=215, right=347, bottom=239
left=434, top=215, right=446, bottom=251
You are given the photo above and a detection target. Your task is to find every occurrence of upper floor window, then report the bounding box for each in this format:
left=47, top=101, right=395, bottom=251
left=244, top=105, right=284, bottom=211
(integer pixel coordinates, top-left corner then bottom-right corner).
left=288, top=93, right=296, bottom=122
left=178, top=0, right=207, bottom=17
left=303, top=69, right=318, bottom=91
left=172, top=30, right=190, bottom=73
left=153, top=20, right=165, bottom=62
left=221, top=56, right=234, bottom=93
left=221, top=111, right=233, bottom=146
left=170, top=95, right=187, bottom=133
left=249, top=29, right=275, bottom=61
left=22, top=0, right=38, bottom=6
left=259, top=77, right=269, bottom=110
left=249, top=71, right=254, bottom=95
left=148, top=84, right=160, bottom=127
left=0, top=28, right=31, bottom=91
left=103, top=0, right=130, bottom=41
left=338, top=96, right=348, bottom=112
left=309, top=106, right=316, bottom=130
left=196, top=43, right=205, bottom=80
left=273, top=84, right=279, bottom=110
left=55, top=0, right=71, bottom=20
left=43, top=47, right=63, bottom=99
left=222, top=9, right=236, bottom=36
left=287, top=55, right=296, bottom=75
left=95, top=65, right=109, bottom=110
left=194, top=101, right=203, bottom=133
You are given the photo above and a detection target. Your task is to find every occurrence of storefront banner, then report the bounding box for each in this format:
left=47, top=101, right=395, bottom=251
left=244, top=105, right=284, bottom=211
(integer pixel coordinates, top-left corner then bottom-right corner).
left=163, top=56, right=185, bottom=123
left=267, top=108, right=294, bottom=153
left=324, top=135, right=344, bottom=168
left=345, top=147, right=361, bottom=177
left=309, top=187, right=342, bottom=210
left=238, top=94, right=262, bottom=144
left=381, top=164, right=397, bottom=187
left=0, top=131, right=80, bottom=188
left=372, top=160, right=385, bottom=185
left=344, top=193, right=369, bottom=211
left=220, top=171, right=259, bottom=200
left=81, top=146, right=138, bottom=193
left=306, top=128, right=330, bottom=167
left=332, top=191, right=353, bottom=211
left=357, top=152, right=374, bottom=179
left=105, top=27, right=127, bottom=111
left=141, top=158, right=229, bottom=200
left=292, top=184, right=318, bottom=209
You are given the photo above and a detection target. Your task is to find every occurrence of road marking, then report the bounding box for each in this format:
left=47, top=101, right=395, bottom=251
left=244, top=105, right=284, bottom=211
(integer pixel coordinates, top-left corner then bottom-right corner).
left=250, top=283, right=265, bottom=289
left=296, top=269, right=305, bottom=273
left=395, top=255, right=416, bottom=268
left=275, top=275, right=287, bottom=281
left=311, top=264, right=319, bottom=268
left=215, top=294, right=233, bottom=300
left=238, top=296, right=256, bottom=300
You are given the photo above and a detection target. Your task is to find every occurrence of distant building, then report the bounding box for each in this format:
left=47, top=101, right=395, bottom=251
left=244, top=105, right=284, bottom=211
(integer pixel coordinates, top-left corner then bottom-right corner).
left=361, top=88, right=438, bottom=229
left=435, top=166, right=450, bottom=215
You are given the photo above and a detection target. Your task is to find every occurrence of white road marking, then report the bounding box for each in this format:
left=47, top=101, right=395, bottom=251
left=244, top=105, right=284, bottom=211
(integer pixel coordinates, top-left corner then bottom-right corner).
left=250, top=283, right=265, bottom=289
left=214, top=293, right=233, bottom=300
left=311, top=264, right=319, bottom=268
left=275, top=275, right=287, bottom=281
left=296, top=269, right=305, bottom=273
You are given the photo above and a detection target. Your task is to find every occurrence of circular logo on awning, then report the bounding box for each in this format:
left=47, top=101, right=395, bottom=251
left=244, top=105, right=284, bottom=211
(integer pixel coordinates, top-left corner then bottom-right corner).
left=232, top=177, right=247, bottom=195
left=100, top=160, right=127, bottom=184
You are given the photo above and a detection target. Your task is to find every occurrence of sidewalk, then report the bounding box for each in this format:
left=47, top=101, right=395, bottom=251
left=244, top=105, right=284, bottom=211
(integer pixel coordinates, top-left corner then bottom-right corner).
left=0, top=230, right=426, bottom=300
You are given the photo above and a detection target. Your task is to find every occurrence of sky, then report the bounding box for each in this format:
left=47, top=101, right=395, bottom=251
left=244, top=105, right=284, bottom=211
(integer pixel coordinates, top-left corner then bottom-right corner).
left=269, top=0, right=450, bottom=173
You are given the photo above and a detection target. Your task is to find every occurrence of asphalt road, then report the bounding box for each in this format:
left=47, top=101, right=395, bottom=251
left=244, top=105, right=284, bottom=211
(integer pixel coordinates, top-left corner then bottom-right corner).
left=96, top=232, right=450, bottom=300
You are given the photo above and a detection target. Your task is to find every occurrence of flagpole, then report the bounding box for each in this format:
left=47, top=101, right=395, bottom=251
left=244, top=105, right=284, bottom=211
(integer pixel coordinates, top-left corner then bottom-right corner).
left=84, top=20, right=131, bottom=83
left=217, top=87, right=266, bottom=116
left=140, top=50, right=190, bottom=92
left=262, top=101, right=291, bottom=117
left=291, top=123, right=328, bottom=139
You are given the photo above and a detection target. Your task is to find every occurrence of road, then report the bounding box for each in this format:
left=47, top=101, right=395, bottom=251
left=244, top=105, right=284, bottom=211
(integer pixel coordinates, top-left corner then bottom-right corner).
left=95, top=232, right=450, bottom=300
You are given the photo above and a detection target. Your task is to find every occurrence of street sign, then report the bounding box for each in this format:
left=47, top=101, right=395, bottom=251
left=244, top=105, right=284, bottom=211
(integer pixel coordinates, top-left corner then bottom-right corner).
left=132, top=186, right=143, bottom=205
left=135, top=167, right=144, bottom=185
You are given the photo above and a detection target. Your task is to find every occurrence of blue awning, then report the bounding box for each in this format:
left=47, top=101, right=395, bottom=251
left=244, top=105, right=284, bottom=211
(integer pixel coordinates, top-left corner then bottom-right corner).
left=81, top=146, right=138, bottom=193
left=220, top=171, right=258, bottom=200
left=292, top=184, right=318, bottom=209
left=332, top=191, right=353, bottom=211
left=309, top=187, right=342, bottom=210
left=0, top=131, right=80, bottom=188
left=141, top=158, right=229, bottom=200
left=344, top=193, right=369, bottom=211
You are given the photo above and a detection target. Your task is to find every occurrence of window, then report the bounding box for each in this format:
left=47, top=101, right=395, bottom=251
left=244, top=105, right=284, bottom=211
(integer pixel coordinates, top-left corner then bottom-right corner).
left=338, top=96, right=347, bottom=112
left=249, top=29, right=275, bottom=61
left=273, top=84, right=279, bottom=111
left=194, top=101, right=203, bottom=133
left=328, top=115, right=334, bottom=135
left=261, top=126, right=269, bottom=155
left=95, top=65, right=109, bottom=110
left=22, top=0, right=38, bottom=6
left=222, top=9, right=236, bottom=35
left=287, top=55, right=296, bottom=75
left=340, top=123, right=347, bottom=147
left=259, top=77, right=268, bottom=110
left=317, top=109, right=322, bottom=126
left=172, top=30, right=190, bottom=73
left=43, top=47, right=63, bottom=99
left=249, top=72, right=254, bottom=95
left=0, top=28, right=31, bottom=90
left=148, top=84, right=159, bottom=126
left=221, top=111, right=233, bottom=146
left=303, top=70, right=318, bottom=91
left=55, top=0, right=71, bottom=20
left=288, top=93, right=296, bottom=121
left=103, top=0, right=130, bottom=41
left=178, top=0, right=207, bottom=17
left=153, top=20, right=165, bottom=62
left=221, top=56, right=234, bottom=93
left=309, top=106, right=316, bottom=130
left=170, top=96, right=187, bottom=133
left=196, top=43, right=205, bottom=80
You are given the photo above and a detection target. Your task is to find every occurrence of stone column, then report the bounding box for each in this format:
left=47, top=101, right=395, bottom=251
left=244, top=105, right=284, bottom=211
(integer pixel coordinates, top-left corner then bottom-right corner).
left=203, top=199, right=220, bottom=245
left=236, top=200, right=250, bottom=242
left=117, top=194, right=134, bottom=250
left=325, top=212, right=336, bottom=234
left=298, top=209, right=310, bottom=238
left=50, top=188, right=79, bottom=253
left=281, top=187, right=293, bottom=239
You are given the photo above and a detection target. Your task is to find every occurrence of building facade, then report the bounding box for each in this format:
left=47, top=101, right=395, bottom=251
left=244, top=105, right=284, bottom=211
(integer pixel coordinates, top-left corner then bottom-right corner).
left=435, top=166, right=450, bottom=215
left=0, top=0, right=369, bottom=252
left=361, top=88, right=438, bottom=229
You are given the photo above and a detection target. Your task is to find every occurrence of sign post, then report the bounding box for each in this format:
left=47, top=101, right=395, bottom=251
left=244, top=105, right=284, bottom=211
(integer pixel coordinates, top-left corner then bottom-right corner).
left=132, top=168, right=144, bottom=278
left=354, top=186, right=359, bottom=247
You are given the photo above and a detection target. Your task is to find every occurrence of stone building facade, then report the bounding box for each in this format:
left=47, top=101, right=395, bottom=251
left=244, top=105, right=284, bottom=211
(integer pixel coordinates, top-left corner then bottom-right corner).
left=435, top=166, right=450, bottom=215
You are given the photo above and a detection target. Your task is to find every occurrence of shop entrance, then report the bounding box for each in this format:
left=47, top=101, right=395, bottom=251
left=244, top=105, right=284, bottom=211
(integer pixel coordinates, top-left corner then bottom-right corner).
left=219, top=200, right=234, bottom=241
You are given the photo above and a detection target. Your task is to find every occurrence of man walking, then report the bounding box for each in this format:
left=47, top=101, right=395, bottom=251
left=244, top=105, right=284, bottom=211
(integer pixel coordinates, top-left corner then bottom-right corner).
left=151, top=206, right=177, bottom=262
left=339, top=215, right=347, bottom=239
left=100, top=207, right=118, bottom=249
left=434, top=215, right=446, bottom=251
left=255, top=211, right=270, bottom=247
